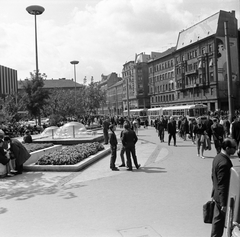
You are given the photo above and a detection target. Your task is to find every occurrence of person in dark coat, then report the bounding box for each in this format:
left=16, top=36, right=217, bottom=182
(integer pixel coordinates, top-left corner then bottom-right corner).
left=167, top=116, right=177, bottom=146
left=23, top=130, right=33, bottom=143
left=157, top=116, right=165, bottom=142
left=4, top=136, right=31, bottom=174
left=211, top=138, right=237, bottom=237
left=231, top=115, right=240, bottom=147
left=109, top=124, right=119, bottom=171
left=102, top=118, right=110, bottom=144
left=121, top=123, right=140, bottom=171
left=211, top=117, right=224, bottom=154
left=205, top=115, right=213, bottom=142
left=0, top=139, right=15, bottom=177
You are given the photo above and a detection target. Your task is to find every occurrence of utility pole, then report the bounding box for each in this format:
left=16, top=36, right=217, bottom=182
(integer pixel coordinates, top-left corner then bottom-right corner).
left=224, top=21, right=234, bottom=122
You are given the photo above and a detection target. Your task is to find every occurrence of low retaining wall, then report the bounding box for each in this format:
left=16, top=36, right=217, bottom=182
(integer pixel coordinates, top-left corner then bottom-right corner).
left=24, top=145, right=62, bottom=166
left=23, top=147, right=111, bottom=172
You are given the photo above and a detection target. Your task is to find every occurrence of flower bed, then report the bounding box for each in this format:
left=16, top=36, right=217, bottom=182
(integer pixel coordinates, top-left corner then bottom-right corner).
left=35, top=142, right=104, bottom=165
left=24, top=143, right=54, bottom=153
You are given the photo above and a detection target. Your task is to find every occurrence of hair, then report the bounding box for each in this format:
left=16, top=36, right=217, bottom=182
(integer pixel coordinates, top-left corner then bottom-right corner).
left=124, top=123, right=129, bottom=129
left=109, top=124, right=115, bottom=131
left=221, top=138, right=235, bottom=150
left=3, top=136, right=11, bottom=142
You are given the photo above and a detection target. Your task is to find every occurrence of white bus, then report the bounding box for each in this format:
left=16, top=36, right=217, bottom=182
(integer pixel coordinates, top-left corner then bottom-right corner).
left=123, top=108, right=148, bottom=125
left=147, top=104, right=208, bottom=125
left=147, top=107, right=163, bottom=126
left=162, top=104, right=208, bottom=118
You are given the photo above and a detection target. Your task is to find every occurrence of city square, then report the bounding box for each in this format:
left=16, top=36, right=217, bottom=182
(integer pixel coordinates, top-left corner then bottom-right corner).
left=1, top=126, right=237, bottom=237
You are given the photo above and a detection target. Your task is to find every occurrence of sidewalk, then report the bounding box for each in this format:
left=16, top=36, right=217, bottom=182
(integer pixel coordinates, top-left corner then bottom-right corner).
left=1, top=127, right=236, bottom=237
left=0, top=128, right=160, bottom=237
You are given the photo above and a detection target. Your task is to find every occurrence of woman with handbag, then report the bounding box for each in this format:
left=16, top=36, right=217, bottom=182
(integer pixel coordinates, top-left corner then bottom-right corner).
left=193, top=118, right=207, bottom=159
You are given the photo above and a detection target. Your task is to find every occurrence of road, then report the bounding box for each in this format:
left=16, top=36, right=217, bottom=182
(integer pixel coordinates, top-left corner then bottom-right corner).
left=0, top=126, right=239, bottom=237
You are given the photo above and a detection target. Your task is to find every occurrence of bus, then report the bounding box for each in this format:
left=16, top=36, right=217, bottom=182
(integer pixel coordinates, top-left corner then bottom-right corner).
left=147, top=104, right=208, bottom=125
left=147, top=107, right=163, bottom=126
left=123, top=108, right=148, bottom=125
left=162, top=104, right=208, bottom=118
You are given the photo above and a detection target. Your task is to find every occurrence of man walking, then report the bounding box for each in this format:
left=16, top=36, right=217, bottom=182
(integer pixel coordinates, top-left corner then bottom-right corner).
left=167, top=116, right=177, bottom=146
left=211, top=117, right=224, bottom=154
left=211, top=138, right=237, bottom=237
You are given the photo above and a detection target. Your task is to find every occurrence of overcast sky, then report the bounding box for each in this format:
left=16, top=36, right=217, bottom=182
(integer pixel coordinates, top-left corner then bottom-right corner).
left=0, top=0, right=239, bottom=83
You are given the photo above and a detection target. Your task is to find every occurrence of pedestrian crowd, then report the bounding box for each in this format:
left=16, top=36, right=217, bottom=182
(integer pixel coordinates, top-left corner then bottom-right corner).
left=153, top=113, right=240, bottom=237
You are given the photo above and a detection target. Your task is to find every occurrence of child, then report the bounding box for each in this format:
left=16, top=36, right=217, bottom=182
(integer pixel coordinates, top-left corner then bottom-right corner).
left=0, top=139, right=16, bottom=177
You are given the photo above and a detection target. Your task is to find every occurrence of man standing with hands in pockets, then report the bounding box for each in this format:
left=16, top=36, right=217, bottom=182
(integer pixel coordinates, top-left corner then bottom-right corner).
left=121, top=123, right=141, bottom=171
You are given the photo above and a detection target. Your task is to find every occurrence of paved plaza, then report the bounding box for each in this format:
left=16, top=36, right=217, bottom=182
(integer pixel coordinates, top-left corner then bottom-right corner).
left=0, top=127, right=240, bottom=237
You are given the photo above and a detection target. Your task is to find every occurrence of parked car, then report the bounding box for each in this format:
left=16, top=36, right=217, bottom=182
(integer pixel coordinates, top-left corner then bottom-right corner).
left=226, top=166, right=240, bottom=237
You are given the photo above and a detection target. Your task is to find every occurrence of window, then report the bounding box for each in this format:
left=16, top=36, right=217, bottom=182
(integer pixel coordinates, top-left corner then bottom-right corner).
left=209, top=44, right=213, bottom=53
left=202, top=47, right=206, bottom=55
left=211, top=88, right=214, bottom=95
left=210, top=72, right=214, bottom=82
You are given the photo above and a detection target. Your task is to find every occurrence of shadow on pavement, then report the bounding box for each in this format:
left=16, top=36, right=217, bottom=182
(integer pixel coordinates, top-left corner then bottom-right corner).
left=0, top=172, right=86, bottom=202
left=134, top=167, right=167, bottom=174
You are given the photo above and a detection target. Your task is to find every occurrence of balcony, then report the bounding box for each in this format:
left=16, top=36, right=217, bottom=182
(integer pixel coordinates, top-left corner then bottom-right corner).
left=185, top=69, right=198, bottom=76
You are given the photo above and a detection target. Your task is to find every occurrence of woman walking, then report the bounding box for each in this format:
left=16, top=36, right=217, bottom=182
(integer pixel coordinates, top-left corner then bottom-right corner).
left=193, top=118, right=207, bottom=159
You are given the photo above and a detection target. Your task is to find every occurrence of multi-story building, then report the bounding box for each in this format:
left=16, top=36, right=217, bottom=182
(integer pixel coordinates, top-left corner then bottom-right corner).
left=0, top=65, right=18, bottom=97
left=122, top=52, right=157, bottom=111
left=148, top=47, right=176, bottom=107
left=99, top=72, right=122, bottom=115
left=174, top=10, right=239, bottom=111
left=0, top=65, right=18, bottom=121
left=107, top=80, right=123, bottom=116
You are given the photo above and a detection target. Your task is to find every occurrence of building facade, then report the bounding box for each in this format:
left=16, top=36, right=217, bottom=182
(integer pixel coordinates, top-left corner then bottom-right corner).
left=99, top=72, right=122, bottom=115
left=148, top=48, right=176, bottom=108
left=0, top=65, right=18, bottom=120
left=174, top=10, right=239, bottom=111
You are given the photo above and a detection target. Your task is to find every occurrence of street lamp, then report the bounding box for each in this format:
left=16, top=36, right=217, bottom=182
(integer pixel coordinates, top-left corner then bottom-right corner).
left=70, top=60, right=79, bottom=115
left=26, top=5, right=45, bottom=80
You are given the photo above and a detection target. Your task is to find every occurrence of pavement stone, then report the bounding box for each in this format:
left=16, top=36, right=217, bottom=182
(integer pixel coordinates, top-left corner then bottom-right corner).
left=1, top=127, right=239, bottom=237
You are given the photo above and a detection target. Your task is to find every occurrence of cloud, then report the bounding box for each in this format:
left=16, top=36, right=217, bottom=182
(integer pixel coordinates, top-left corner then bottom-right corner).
left=0, top=0, right=238, bottom=82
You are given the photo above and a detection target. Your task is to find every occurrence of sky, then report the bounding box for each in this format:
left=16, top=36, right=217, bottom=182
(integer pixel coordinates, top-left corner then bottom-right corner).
left=0, top=0, right=239, bottom=84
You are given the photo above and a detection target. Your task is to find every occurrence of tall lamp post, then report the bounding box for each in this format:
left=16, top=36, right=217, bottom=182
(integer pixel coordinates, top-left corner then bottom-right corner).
left=70, top=60, right=79, bottom=115
left=26, top=5, right=45, bottom=80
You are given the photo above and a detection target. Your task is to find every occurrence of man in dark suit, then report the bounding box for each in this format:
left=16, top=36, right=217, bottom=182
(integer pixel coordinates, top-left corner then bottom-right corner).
left=102, top=117, right=110, bottom=144
left=167, top=116, right=177, bottom=146
left=121, top=123, right=140, bottom=171
left=211, top=138, right=237, bottom=237
left=231, top=115, right=240, bottom=147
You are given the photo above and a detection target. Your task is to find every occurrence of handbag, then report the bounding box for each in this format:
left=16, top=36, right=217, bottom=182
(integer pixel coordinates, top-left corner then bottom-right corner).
left=203, top=200, right=215, bottom=224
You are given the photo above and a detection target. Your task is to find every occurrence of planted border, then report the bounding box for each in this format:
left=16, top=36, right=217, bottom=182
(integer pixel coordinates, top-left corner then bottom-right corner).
left=35, top=142, right=104, bottom=165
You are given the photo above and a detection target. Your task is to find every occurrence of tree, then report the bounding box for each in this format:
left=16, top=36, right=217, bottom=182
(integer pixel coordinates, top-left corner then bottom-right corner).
left=84, top=82, right=106, bottom=115
left=22, top=72, right=50, bottom=125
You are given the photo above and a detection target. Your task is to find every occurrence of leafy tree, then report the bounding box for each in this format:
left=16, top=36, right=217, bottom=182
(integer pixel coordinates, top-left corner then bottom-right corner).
left=84, top=82, right=106, bottom=115
left=22, top=72, right=50, bottom=125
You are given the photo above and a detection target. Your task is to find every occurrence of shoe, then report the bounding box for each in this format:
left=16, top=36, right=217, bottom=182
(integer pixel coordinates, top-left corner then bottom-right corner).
left=168, top=144, right=170, bottom=146
left=10, top=170, right=18, bottom=174
left=136, top=164, right=141, bottom=169
left=197, top=154, right=200, bottom=157
left=112, top=167, right=119, bottom=171
left=119, top=164, right=125, bottom=167
left=126, top=168, right=133, bottom=171
left=201, top=156, right=205, bottom=159
left=6, top=173, right=14, bottom=177
left=174, top=145, right=177, bottom=147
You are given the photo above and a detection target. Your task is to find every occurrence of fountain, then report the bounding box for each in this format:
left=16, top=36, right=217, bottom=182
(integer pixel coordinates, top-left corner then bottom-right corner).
left=34, top=122, right=103, bottom=145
